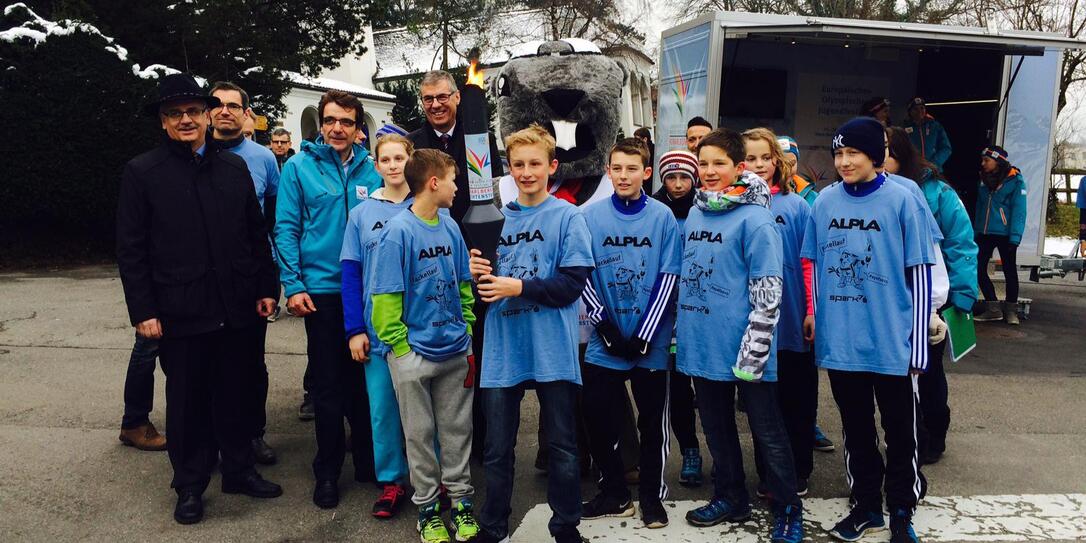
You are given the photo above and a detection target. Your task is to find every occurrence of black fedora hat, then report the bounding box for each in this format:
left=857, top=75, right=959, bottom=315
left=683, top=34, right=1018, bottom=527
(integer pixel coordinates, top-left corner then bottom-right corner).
left=143, top=73, right=221, bottom=116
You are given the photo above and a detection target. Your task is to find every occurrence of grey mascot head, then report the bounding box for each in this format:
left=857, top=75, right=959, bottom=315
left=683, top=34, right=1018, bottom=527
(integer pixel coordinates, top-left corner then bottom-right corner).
left=493, top=38, right=627, bottom=184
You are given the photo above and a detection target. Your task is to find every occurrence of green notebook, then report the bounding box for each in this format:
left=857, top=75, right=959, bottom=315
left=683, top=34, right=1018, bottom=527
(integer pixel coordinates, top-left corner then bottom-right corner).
left=941, top=306, right=977, bottom=362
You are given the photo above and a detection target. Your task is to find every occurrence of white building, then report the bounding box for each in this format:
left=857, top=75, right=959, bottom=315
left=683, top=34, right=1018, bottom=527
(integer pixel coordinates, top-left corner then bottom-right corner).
left=276, top=26, right=397, bottom=152
left=371, top=10, right=656, bottom=140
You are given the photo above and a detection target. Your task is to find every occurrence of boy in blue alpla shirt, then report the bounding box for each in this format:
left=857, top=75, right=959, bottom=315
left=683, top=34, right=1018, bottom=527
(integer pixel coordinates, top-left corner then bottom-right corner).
left=677, top=129, right=803, bottom=543
left=370, top=149, right=480, bottom=543
left=469, top=125, right=595, bottom=543
left=801, top=117, right=935, bottom=543
left=579, top=139, right=683, bottom=529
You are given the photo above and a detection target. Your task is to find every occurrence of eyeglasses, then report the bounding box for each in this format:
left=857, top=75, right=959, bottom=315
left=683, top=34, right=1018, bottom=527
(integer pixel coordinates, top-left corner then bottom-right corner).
left=214, top=103, right=245, bottom=113
left=421, top=92, right=455, bottom=105
left=162, top=107, right=208, bottom=120
left=322, top=117, right=356, bottom=128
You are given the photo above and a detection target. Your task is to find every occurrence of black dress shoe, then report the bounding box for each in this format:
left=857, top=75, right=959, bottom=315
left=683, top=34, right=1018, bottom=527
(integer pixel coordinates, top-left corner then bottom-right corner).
left=222, top=472, right=283, bottom=498
left=313, top=479, right=339, bottom=509
left=174, top=491, right=203, bottom=525
left=252, top=438, right=277, bottom=465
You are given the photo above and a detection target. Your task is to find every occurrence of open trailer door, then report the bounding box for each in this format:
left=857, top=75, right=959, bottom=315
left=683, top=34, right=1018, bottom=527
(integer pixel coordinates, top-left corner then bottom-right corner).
left=996, top=50, right=1062, bottom=267
left=656, top=15, right=721, bottom=179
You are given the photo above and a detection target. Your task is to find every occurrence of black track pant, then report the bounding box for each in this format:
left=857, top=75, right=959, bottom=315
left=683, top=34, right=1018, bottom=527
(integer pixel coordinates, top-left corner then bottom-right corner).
left=828, top=370, right=925, bottom=513
left=582, top=363, right=671, bottom=504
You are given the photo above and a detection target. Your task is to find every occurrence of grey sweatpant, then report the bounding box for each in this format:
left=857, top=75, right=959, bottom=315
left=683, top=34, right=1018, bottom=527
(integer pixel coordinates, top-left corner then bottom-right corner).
left=386, top=349, right=474, bottom=507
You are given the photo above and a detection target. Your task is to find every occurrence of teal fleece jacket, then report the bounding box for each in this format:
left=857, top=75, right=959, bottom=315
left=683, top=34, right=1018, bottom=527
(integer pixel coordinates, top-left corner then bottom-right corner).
left=274, top=139, right=383, bottom=297
left=974, top=167, right=1027, bottom=245
left=905, top=115, right=953, bottom=169
left=920, top=169, right=978, bottom=311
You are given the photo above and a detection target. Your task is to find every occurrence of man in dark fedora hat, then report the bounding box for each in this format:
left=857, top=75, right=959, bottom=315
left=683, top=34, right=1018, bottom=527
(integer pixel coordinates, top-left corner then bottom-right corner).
left=117, top=73, right=283, bottom=525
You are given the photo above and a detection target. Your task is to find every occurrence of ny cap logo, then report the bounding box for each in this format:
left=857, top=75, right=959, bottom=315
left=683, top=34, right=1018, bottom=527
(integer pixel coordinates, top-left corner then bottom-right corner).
left=832, top=134, right=844, bottom=149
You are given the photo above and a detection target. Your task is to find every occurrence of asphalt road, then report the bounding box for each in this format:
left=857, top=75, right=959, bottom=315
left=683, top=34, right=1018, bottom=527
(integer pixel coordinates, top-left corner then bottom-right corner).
left=0, top=266, right=1083, bottom=542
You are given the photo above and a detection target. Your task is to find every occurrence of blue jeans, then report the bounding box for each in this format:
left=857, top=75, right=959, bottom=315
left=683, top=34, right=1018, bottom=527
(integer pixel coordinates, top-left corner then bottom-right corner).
left=692, top=377, right=800, bottom=509
left=480, top=381, right=581, bottom=539
left=121, top=332, right=160, bottom=429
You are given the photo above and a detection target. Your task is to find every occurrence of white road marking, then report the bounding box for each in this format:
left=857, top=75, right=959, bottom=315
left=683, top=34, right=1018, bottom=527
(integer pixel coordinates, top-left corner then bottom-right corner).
left=511, top=495, right=1086, bottom=542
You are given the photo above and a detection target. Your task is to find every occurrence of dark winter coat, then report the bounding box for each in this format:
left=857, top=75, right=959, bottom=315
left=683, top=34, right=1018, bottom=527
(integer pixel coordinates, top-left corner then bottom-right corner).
left=409, top=117, right=504, bottom=225
left=117, top=138, right=278, bottom=338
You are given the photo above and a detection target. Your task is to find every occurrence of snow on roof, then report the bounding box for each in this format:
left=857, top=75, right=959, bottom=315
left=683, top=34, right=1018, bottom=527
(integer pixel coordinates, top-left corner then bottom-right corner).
left=284, top=71, right=396, bottom=102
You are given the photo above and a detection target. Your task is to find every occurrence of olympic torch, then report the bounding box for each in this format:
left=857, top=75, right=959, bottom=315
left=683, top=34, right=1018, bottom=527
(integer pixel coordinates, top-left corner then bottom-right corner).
left=460, top=61, right=505, bottom=267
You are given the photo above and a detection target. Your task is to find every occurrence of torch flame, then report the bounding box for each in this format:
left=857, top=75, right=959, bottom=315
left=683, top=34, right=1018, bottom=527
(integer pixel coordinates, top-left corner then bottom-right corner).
left=466, top=60, right=485, bottom=87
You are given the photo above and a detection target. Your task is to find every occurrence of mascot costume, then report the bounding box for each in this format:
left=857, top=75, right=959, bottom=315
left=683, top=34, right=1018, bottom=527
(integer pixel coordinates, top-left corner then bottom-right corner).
left=493, top=38, right=625, bottom=210
left=491, top=37, right=641, bottom=473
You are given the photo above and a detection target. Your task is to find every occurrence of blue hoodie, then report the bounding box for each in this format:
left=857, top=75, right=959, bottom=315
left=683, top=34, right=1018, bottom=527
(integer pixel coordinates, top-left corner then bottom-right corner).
left=919, top=169, right=978, bottom=312
left=275, top=139, right=383, bottom=297
left=974, top=167, right=1027, bottom=245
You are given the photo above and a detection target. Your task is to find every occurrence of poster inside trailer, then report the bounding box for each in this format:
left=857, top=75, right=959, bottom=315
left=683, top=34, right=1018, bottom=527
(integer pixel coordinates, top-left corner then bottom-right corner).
left=657, top=22, right=711, bottom=155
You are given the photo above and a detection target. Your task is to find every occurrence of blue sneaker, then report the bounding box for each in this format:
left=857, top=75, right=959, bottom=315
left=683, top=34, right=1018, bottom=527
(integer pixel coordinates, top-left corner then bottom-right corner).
left=771, top=505, right=804, bottom=543
left=814, top=425, right=835, bottom=452
left=679, top=448, right=703, bottom=487
left=889, top=508, right=920, bottom=543
left=830, top=507, right=885, bottom=541
left=685, top=497, right=751, bottom=527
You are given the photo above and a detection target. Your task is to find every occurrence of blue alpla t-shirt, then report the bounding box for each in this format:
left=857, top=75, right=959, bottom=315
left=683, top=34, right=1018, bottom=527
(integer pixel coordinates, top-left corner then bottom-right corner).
left=770, top=192, right=812, bottom=353
left=676, top=204, right=783, bottom=382
left=481, top=196, right=595, bottom=388
left=371, top=208, right=473, bottom=362
left=340, top=197, right=413, bottom=358
left=800, top=178, right=935, bottom=376
left=583, top=197, right=683, bottom=370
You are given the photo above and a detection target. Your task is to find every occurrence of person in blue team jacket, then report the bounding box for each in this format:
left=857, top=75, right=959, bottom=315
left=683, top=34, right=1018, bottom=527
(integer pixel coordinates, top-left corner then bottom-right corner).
left=972, top=145, right=1027, bottom=325
left=885, top=126, right=978, bottom=465
left=274, top=90, right=383, bottom=509
left=904, top=97, right=952, bottom=170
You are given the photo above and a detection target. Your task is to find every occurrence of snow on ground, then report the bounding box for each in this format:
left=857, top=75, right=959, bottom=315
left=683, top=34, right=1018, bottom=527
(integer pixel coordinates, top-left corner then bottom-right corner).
left=1044, top=236, right=1081, bottom=256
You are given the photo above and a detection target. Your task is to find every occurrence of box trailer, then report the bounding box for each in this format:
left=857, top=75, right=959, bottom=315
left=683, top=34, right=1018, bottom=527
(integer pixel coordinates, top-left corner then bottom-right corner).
left=656, top=11, right=1084, bottom=269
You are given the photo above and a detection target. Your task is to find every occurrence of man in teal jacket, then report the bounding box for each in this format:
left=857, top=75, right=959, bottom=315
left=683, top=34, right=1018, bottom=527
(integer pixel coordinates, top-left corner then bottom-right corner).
left=905, top=98, right=953, bottom=170
left=274, top=90, right=383, bottom=508
left=973, top=145, right=1027, bottom=325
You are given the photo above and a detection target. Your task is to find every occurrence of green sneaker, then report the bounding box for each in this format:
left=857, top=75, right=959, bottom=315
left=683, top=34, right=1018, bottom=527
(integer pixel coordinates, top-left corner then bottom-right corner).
left=417, top=502, right=451, bottom=543
left=451, top=498, right=481, bottom=541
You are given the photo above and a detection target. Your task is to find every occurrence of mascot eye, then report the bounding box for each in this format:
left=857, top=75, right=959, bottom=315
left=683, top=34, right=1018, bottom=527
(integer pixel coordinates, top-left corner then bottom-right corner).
left=497, top=75, right=511, bottom=97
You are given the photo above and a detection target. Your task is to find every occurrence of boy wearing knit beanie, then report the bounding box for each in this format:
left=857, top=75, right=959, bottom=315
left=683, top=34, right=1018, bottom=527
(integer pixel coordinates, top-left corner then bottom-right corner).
left=801, top=117, right=935, bottom=543
left=652, top=149, right=704, bottom=490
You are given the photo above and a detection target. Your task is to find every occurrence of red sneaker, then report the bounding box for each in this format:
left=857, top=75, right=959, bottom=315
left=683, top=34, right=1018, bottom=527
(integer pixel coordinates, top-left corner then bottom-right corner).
left=372, top=483, right=406, bottom=519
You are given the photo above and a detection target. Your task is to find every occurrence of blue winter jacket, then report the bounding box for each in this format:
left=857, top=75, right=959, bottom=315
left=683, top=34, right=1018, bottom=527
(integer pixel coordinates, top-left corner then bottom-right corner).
left=919, top=169, right=978, bottom=312
left=905, top=115, right=953, bottom=169
left=274, top=139, right=383, bottom=297
left=974, top=168, right=1027, bottom=245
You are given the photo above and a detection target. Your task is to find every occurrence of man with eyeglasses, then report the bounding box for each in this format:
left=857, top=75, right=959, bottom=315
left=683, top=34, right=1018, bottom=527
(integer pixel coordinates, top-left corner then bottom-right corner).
left=270, top=128, right=295, bottom=170
left=275, top=89, right=381, bottom=509
left=209, top=81, right=282, bottom=466
left=117, top=73, right=283, bottom=525
left=408, top=70, right=504, bottom=225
